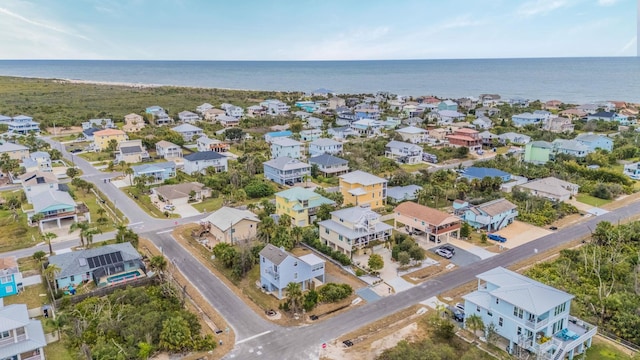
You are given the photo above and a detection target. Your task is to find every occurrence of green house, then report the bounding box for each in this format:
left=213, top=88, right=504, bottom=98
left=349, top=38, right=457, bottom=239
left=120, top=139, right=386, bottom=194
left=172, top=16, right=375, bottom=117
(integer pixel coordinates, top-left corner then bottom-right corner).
left=524, top=141, right=552, bottom=164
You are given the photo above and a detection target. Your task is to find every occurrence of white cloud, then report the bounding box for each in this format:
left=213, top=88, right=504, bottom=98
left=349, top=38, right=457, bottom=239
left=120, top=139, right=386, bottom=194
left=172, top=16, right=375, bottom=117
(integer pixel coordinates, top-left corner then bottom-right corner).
left=0, top=6, right=89, bottom=40
left=517, top=0, right=569, bottom=17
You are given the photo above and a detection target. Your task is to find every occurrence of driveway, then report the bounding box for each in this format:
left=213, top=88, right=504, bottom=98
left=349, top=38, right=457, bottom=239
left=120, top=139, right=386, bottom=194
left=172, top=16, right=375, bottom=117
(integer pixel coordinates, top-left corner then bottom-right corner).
left=174, top=203, right=201, bottom=218
left=430, top=245, right=481, bottom=267
left=493, top=221, right=553, bottom=249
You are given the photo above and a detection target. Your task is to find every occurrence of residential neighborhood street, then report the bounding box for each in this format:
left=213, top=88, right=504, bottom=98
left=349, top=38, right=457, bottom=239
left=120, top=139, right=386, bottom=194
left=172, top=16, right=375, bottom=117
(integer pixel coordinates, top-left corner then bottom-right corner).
left=12, top=137, right=638, bottom=359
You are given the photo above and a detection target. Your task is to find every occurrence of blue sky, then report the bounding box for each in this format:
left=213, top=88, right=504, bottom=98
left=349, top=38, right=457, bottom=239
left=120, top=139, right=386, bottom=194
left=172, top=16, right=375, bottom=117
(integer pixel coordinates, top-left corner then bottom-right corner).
left=0, top=0, right=636, bottom=60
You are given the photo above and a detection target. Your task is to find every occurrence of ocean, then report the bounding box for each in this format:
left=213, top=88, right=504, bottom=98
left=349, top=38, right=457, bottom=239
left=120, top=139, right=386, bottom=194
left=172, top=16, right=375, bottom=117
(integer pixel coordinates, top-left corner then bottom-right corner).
left=0, top=58, right=638, bottom=103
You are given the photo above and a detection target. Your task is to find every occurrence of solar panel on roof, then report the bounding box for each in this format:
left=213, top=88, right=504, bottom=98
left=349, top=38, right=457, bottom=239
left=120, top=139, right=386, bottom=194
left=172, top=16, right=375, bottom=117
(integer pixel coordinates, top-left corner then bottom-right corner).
left=87, top=257, right=96, bottom=268
left=115, top=252, right=123, bottom=262
left=85, top=251, right=124, bottom=269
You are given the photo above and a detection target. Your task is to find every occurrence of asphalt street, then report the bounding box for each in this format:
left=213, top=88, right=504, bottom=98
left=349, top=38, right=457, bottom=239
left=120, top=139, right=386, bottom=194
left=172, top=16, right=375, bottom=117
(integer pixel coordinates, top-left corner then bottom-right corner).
left=32, top=137, right=640, bottom=360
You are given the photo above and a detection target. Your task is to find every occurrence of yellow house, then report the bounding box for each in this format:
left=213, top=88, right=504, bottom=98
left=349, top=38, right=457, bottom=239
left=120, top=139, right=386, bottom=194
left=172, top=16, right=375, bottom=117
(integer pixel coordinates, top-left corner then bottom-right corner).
left=92, top=129, right=128, bottom=151
left=202, top=206, right=260, bottom=245
left=339, top=170, right=388, bottom=209
left=275, top=187, right=335, bottom=227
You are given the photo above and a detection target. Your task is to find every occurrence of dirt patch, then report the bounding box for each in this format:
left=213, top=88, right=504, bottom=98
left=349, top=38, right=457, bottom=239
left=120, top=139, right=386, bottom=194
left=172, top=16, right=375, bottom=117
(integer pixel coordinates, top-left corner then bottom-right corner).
left=139, top=237, right=233, bottom=360
left=494, top=221, right=552, bottom=249
left=402, top=263, right=447, bottom=285
left=46, top=126, right=82, bottom=135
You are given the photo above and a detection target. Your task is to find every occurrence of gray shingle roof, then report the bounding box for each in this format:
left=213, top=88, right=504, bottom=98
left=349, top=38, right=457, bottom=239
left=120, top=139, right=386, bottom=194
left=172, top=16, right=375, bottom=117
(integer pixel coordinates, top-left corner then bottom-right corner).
left=203, top=206, right=260, bottom=231
left=309, top=153, right=348, bottom=167
left=184, top=151, right=225, bottom=161
left=259, top=244, right=291, bottom=265
left=120, top=145, right=143, bottom=154
left=48, top=242, right=141, bottom=279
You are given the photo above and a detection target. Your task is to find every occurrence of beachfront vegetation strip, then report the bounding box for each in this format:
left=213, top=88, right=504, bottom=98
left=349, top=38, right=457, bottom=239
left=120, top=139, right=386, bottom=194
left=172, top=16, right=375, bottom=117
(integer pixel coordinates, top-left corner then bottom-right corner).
left=58, top=285, right=217, bottom=359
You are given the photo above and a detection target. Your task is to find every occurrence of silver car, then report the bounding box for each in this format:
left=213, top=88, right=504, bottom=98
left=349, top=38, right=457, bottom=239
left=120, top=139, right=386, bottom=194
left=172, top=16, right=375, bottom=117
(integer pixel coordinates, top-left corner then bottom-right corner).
left=435, top=248, right=453, bottom=259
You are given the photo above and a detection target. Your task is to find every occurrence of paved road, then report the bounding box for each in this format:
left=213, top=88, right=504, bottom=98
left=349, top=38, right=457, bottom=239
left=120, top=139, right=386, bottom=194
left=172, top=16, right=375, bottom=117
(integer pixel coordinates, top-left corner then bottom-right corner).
left=38, top=136, right=640, bottom=359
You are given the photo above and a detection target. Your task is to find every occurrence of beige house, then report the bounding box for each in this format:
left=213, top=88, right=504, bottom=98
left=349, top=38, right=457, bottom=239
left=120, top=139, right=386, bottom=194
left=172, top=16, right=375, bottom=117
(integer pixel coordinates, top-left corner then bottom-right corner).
left=517, top=177, right=579, bottom=202
left=115, top=140, right=149, bottom=164
left=318, top=205, right=392, bottom=256
left=429, top=128, right=448, bottom=141
left=203, top=108, right=226, bottom=121
left=154, top=182, right=210, bottom=206
left=122, top=113, right=146, bottom=132
left=203, top=206, right=260, bottom=245
left=0, top=142, right=29, bottom=161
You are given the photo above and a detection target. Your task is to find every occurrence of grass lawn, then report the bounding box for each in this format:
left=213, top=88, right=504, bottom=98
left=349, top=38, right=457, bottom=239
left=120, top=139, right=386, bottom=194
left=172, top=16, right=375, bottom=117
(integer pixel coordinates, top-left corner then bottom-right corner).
left=123, top=186, right=179, bottom=218
left=584, top=342, right=632, bottom=360
left=69, top=185, right=118, bottom=231
left=45, top=340, right=75, bottom=360
left=18, top=256, right=41, bottom=273
left=576, top=193, right=613, bottom=207
left=3, top=282, right=49, bottom=310
left=400, top=163, right=432, bottom=172
left=0, top=210, right=42, bottom=252
left=191, top=196, right=224, bottom=213
left=77, top=151, right=113, bottom=162
left=52, top=134, right=79, bottom=142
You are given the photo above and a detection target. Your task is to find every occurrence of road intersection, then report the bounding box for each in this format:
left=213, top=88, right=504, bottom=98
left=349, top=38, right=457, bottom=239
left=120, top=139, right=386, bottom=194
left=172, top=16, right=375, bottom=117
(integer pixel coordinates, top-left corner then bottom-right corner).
left=27, top=137, right=639, bottom=359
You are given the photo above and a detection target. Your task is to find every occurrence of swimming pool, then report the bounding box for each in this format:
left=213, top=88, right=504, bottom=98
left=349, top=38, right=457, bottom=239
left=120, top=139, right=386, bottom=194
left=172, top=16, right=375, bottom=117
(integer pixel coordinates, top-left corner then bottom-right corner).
left=107, top=270, right=144, bottom=284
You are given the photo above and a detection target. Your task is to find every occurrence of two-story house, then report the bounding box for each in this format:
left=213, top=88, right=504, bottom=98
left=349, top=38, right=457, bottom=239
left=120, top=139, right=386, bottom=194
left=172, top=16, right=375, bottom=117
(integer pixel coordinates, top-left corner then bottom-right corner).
left=498, top=132, right=531, bottom=145
left=395, top=126, right=428, bottom=144
left=131, top=161, right=176, bottom=185
left=259, top=244, right=325, bottom=299
left=0, top=256, right=22, bottom=300
left=438, top=100, right=458, bottom=112
left=178, top=110, right=201, bottom=124
left=171, top=124, right=204, bottom=142
left=123, top=113, right=146, bottom=132
left=275, top=187, right=335, bottom=227
left=196, top=103, right=214, bottom=114
left=270, top=138, right=304, bottom=160
left=263, top=157, right=311, bottom=186
left=217, top=115, right=240, bottom=127
left=339, top=170, right=387, bottom=210
left=47, top=242, right=145, bottom=290
left=463, top=267, right=596, bottom=359
left=299, top=129, right=322, bottom=142
left=319, top=205, right=392, bottom=257
left=3, top=115, right=40, bottom=134
left=0, top=304, right=47, bottom=360
left=203, top=206, right=260, bottom=245
left=511, top=112, right=547, bottom=127
left=453, top=198, right=518, bottom=231
left=260, top=100, right=290, bottom=115
left=308, top=138, right=343, bottom=157
left=394, top=201, right=461, bottom=243
left=183, top=152, right=228, bottom=175
left=155, top=140, right=183, bottom=159
left=115, top=140, right=150, bottom=164
left=524, top=141, right=553, bottom=164
left=224, top=105, right=244, bottom=118
left=196, top=136, right=230, bottom=153
left=19, top=170, right=59, bottom=204
left=21, top=152, right=52, bottom=173
left=203, top=108, right=226, bottom=121
left=92, top=129, right=128, bottom=151
left=264, top=130, right=292, bottom=143
left=30, top=189, right=86, bottom=231
left=446, top=128, right=482, bottom=152
left=552, top=139, right=590, bottom=158
left=385, top=140, right=423, bottom=164
left=308, top=154, right=349, bottom=177
left=0, top=142, right=29, bottom=161
left=574, top=133, right=613, bottom=152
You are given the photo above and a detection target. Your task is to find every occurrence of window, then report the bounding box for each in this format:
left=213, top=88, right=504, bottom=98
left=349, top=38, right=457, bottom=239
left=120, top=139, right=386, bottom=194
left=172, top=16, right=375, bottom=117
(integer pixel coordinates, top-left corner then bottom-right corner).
left=262, top=257, right=265, bottom=263
left=0, top=330, right=9, bottom=339
left=325, top=228, right=330, bottom=235
left=294, top=273, right=298, bottom=279
left=5, top=286, right=11, bottom=293
left=498, top=317, right=503, bottom=327
left=513, top=306, right=523, bottom=319
left=554, top=303, right=566, bottom=316
left=339, top=235, right=343, bottom=241
left=294, top=262, right=297, bottom=267
left=496, top=298, right=499, bottom=304
left=487, top=310, right=492, bottom=316
left=517, top=327, right=522, bottom=335
left=476, top=305, right=480, bottom=312
left=0, top=276, right=11, bottom=284
left=70, top=275, right=75, bottom=282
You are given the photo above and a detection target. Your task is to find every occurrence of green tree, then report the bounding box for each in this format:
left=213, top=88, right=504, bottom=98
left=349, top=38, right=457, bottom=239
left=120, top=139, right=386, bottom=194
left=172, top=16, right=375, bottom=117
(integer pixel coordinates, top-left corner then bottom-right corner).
left=32, top=250, right=46, bottom=263
left=159, top=316, right=193, bottom=352
left=368, top=253, right=384, bottom=272
left=124, top=165, right=134, bottom=185
left=42, top=232, right=57, bottom=255
left=285, top=282, right=303, bottom=315
left=43, top=264, right=60, bottom=283
left=69, top=221, right=90, bottom=247
left=466, top=314, right=485, bottom=338
left=397, top=251, right=411, bottom=265
left=66, top=167, right=79, bottom=178
left=316, top=203, right=334, bottom=222
left=150, top=255, right=168, bottom=280
left=460, top=222, right=471, bottom=239
left=303, top=290, right=319, bottom=312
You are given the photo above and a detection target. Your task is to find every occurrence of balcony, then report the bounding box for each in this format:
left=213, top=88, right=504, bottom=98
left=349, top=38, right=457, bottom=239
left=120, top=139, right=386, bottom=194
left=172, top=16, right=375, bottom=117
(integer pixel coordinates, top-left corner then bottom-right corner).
left=265, top=268, right=279, bottom=281
left=526, top=316, right=549, bottom=330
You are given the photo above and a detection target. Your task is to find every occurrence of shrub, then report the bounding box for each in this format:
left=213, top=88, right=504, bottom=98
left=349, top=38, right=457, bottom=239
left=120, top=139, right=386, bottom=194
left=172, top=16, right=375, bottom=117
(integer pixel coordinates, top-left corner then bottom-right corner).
left=318, top=283, right=353, bottom=303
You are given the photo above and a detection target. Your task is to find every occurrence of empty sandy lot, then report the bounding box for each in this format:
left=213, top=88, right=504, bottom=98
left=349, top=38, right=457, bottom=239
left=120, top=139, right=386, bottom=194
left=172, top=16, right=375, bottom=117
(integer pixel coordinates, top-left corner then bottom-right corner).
left=494, top=221, right=553, bottom=249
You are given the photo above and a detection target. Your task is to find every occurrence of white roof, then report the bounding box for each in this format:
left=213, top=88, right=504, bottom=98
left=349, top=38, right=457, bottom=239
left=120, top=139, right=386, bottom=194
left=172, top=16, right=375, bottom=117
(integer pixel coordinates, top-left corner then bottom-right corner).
left=340, top=170, right=386, bottom=186
left=271, top=137, right=303, bottom=147
left=203, top=206, right=260, bottom=231
left=299, top=253, right=324, bottom=267
left=396, top=126, right=427, bottom=134
left=172, top=123, right=202, bottom=133
left=0, top=142, right=28, bottom=152
left=310, top=138, right=341, bottom=147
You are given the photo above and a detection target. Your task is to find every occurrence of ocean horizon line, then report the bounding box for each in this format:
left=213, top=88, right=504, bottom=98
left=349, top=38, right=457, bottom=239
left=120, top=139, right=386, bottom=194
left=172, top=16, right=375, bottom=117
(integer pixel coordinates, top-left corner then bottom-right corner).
left=0, top=56, right=635, bottom=63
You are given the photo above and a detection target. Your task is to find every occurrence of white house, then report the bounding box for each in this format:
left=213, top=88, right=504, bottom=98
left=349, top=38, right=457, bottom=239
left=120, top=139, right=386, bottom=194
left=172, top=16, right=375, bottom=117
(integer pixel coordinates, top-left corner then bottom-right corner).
left=270, top=137, right=304, bottom=159
left=183, top=152, right=228, bottom=175
left=178, top=111, right=201, bottom=123
left=385, top=140, right=423, bottom=164
left=308, top=138, right=342, bottom=157
left=0, top=304, right=47, bottom=360
left=155, top=140, right=183, bottom=159
left=226, top=105, right=244, bottom=118
left=260, top=100, right=290, bottom=115
left=171, top=124, right=204, bottom=142
left=196, top=103, right=214, bottom=114
left=395, top=126, right=428, bottom=143
left=463, top=267, right=596, bottom=359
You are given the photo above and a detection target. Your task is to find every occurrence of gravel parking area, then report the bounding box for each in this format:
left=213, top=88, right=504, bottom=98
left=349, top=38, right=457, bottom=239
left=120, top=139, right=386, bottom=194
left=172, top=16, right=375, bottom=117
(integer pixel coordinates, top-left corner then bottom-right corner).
left=430, top=245, right=481, bottom=267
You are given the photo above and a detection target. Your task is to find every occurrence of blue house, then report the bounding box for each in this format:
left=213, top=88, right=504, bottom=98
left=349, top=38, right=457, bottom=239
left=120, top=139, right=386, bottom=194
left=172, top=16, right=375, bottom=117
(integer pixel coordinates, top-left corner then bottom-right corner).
left=511, top=112, right=546, bottom=127
left=263, top=157, right=311, bottom=185
left=132, top=161, right=176, bottom=184
left=463, top=267, right=597, bottom=360
left=462, top=167, right=511, bottom=183
left=574, top=133, right=613, bottom=152
left=454, top=198, right=518, bottom=231
left=552, top=139, right=590, bottom=158
left=586, top=111, right=629, bottom=124
left=264, top=130, right=293, bottom=143
left=387, top=185, right=422, bottom=203
left=0, top=256, right=22, bottom=299
left=259, top=244, right=325, bottom=299
left=145, top=105, right=164, bottom=114
left=438, top=100, right=458, bottom=112
left=294, top=101, right=318, bottom=113
left=270, top=137, right=304, bottom=159
left=47, top=242, right=145, bottom=291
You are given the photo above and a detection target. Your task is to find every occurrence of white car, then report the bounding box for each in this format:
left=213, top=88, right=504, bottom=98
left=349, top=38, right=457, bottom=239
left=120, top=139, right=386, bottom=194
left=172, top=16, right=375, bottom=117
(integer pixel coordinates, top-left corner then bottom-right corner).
left=163, top=204, right=175, bottom=211
left=434, top=248, right=453, bottom=259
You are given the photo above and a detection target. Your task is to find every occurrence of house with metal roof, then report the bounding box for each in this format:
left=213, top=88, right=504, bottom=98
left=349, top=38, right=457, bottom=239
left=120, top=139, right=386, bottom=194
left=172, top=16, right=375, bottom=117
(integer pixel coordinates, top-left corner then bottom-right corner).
left=264, top=130, right=293, bottom=143
left=586, top=111, right=628, bottom=124
left=0, top=142, right=29, bottom=161
left=386, top=185, right=422, bottom=203
left=270, top=137, right=304, bottom=159
left=394, top=201, right=461, bottom=243
left=30, top=189, right=82, bottom=230
left=524, top=141, right=553, bottom=164
left=308, top=138, right=343, bottom=157
left=319, top=206, right=392, bottom=256
left=259, top=244, right=325, bottom=299
left=183, top=151, right=228, bottom=174
left=511, top=112, right=547, bottom=127
left=463, top=267, right=596, bottom=360
left=551, top=139, right=590, bottom=158
left=395, top=126, right=428, bottom=144
left=385, top=140, right=423, bottom=164
left=462, top=167, right=512, bottom=183
left=454, top=198, right=518, bottom=231
left=0, top=304, right=46, bottom=360
left=339, top=170, right=388, bottom=209
left=47, top=242, right=145, bottom=291
left=178, top=110, right=201, bottom=124
left=19, top=170, right=59, bottom=204
left=171, top=123, right=204, bottom=142
left=275, top=187, right=335, bottom=227
left=574, top=133, right=613, bottom=152
left=131, top=161, right=176, bottom=184
left=497, top=132, right=531, bottom=145
left=21, top=151, right=51, bottom=173
left=196, top=136, right=230, bottom=153
left=155, top=140, right=183, bottom=159
left=202, top=206, right=260, bottom=245
left=308, top=154, right=349, bottom=177
left=263, top=157, right=311, bottom=186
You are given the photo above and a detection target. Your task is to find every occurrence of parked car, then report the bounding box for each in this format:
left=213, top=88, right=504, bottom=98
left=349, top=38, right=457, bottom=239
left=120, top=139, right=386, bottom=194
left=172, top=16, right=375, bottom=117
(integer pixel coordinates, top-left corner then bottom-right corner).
left=455, top=302, right=465, bottom=312
left=549, top=226, right=558, bottom=231
left=488, top=233, right=507, bottom=243
left=439, top=245, right=456, bottom=255
left=163, top=204, right=175, bottom=211
left=447, top=305, right=464, bottom=322
left=70, top=148, right=82, bottom=153
left=435, top=248, right=453, bottom=259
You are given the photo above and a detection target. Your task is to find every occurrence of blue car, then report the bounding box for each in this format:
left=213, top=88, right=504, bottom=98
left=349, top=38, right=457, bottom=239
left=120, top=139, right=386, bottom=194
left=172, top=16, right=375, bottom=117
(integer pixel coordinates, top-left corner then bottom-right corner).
left=488, top=234, right=507, bottom=243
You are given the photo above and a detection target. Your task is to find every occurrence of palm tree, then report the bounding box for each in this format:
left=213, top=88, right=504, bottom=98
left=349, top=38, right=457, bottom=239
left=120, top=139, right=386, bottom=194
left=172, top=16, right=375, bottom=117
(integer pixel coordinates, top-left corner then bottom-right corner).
left=84, top=227, right=103, bottom=248
left=466, top=314, right=485, bottom=339
left=124, top=166, right=134, bottom=186
left=69, top=221, right=90, bottom=247
left=47, top=313, right=68, bottom=340
left=150, top=255, right=168, bottom=280
left=43, top=264, right=61, bottom=284
left=257, top=216, right=276, bottom=243
left=291, top=226, right=303, bottom=247
left=285, top=282, right=303, bottom=315
left=42, top=232, right=57, bottom=255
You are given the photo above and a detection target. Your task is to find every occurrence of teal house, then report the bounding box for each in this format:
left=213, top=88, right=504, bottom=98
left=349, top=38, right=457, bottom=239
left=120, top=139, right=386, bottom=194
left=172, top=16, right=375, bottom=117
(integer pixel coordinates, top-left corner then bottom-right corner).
left=524, top=141, right=553, bottom=164
left=0, top=256, right=22, bottom=300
